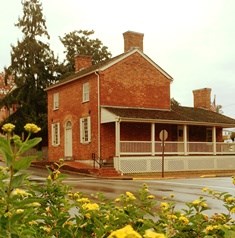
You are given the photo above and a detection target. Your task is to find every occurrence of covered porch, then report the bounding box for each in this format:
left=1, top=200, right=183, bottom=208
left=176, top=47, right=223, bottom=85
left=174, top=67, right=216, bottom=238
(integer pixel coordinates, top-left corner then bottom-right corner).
left=101, top=106, right=235, bottom=174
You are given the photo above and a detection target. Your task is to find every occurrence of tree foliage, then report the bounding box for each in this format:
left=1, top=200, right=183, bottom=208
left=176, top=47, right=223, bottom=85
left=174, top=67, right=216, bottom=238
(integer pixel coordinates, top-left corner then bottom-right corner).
left=60, top=30, right=112, bottom=75
left=1, top=0, right=61, bottom=142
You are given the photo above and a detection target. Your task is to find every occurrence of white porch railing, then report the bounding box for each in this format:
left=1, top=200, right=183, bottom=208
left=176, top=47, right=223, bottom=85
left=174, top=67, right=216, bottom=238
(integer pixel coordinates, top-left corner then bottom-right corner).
left=120, top=141, right=235, bottom=155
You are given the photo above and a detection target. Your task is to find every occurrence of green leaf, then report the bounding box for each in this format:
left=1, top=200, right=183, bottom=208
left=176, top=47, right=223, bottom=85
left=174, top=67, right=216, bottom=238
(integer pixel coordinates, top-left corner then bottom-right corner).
left=224, top=229, right=235, bottom=238
left=17, top=137, right=42, bottom=155
left=0, top=137, right=13, bottom=166
left=11, top=173, right=27, bottom=188
left=13, top=156, right=36, bottom=171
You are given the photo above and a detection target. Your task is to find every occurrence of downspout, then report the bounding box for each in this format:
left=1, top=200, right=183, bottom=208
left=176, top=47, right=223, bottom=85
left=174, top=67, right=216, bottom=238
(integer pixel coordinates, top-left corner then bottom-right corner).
left=95, top=71, right=101, bottom=159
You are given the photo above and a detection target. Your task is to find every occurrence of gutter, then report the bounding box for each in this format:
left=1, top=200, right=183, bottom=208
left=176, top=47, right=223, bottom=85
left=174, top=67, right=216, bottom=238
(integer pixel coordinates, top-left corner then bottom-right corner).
left=95, top=71, right=101, bottom=158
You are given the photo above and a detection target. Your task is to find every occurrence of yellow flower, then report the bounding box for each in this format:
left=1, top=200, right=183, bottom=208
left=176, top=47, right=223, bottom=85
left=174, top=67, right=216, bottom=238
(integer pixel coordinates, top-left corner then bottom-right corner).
left=233, top=177, right=235, bottom=186
left=201, top=202, right=208, bottom=208
left=62, top=220, right=74, bottom=227
left=24, top=123, right=41, bottom=133
left=11, top=188, right=31, bottom=197
left=2, top=123, right=15, bottom=133
left=82, top=202, right=99, bottom=211
left=179, top=216, right=189, bottom=225
left=144, top=229, right=166, bottom=238
left=28, top=220, right=38, bottom=225
left=160, top=202, right=169, bottom=210
left=16, top=209, right=24, bottom=214
left=115, top=198, right=121, bottom=202
left=108, top=225, right=142, bottom=238
left=167, top=214, right=177, bottom=220
left=77, top=197, right=90, bottom=203
left=204, top=225, right=219, bottom=234
left=126, top=191, right=136, bottom=200
left=230, top=207, right=235, bottom=214
left=202, top=187, right=209, bottom=192
left=225, top=196, right=235, bottom=203
left=41, top=226, right=51, bottom=233
left=28, top=202, right=41, bottom=207
left=192, top=199, right=201, bottom=205
left=147, top=195, right=155, bottom=199
left=85, top=213, right=91, bottom=219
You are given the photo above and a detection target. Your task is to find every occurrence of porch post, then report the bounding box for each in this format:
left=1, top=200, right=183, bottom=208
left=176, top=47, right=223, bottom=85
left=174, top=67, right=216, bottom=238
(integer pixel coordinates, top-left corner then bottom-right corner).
left=212, top=126, right=216, bottom=155
left=115, top=121, right=120, bottom=157
left=183, top=125, right=188, bottom=155
left=151, top=123, right=155, bottom=156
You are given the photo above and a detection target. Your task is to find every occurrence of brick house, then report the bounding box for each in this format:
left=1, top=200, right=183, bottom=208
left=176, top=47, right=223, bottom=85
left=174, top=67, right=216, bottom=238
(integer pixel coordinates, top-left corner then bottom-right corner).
left=0, top=73, right=17, bottom=122
left=46, top=31, right=235, bottom=174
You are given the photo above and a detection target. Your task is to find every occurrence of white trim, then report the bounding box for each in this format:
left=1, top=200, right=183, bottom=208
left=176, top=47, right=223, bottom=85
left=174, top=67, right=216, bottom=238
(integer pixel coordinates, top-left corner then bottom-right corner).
left=151, top=123, right=155, bottom=156
left=115, top=121, right=120, bottom=157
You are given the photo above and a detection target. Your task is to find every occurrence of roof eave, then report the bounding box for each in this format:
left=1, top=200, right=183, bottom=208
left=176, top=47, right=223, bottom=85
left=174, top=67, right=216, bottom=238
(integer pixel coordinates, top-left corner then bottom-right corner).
left=118, top=117, right=235, bottom=128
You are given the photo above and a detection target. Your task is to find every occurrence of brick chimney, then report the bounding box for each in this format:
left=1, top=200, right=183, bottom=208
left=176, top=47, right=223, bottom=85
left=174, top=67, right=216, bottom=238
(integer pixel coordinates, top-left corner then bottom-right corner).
left=193, top=88, right=212, bottom=110
left=123, top=31, right=144, bottom=52
left=74, top=55, right=92, bottom=72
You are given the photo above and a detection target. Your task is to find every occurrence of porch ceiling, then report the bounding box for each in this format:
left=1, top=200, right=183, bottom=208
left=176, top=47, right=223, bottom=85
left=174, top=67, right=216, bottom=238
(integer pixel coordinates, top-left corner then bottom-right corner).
left=101, top=106, right=235, bottom=128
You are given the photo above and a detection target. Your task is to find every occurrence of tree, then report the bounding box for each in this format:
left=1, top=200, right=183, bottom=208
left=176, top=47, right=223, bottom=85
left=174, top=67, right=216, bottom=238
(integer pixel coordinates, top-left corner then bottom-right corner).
left=216, top=104, right=223, bottom=114
left=1, top=0, right=60, bottom=143
left=231, top=132, right=235, bottom=142
left=171, top=98, right=180, bottom=107
left=60, top=30, right=112, bottom=75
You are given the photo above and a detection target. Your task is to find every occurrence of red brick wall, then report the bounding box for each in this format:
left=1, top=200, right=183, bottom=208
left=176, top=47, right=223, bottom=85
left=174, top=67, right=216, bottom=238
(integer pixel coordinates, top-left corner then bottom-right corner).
left=193, top=88, right=212, bottom=110
left=100, top=123, right=115, bottom=160
left=47, top=74, right=99, bottom=161
left=100, top=52, right=171, bottom=110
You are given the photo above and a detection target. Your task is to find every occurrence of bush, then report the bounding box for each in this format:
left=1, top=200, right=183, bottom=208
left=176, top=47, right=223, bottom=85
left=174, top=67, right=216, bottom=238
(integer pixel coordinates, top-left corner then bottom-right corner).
left=1, top=123, right=235, bottom=237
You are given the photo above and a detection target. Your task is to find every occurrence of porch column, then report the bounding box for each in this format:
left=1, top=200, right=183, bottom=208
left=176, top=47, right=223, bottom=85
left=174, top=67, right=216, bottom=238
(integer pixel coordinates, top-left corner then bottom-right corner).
left=212, top=126, right=216, bottom=155
left=151, top=123, right=155, bottom=156
left=115, top=121, right=120, bottom=157
left=183, top=125, right=188, bottom=155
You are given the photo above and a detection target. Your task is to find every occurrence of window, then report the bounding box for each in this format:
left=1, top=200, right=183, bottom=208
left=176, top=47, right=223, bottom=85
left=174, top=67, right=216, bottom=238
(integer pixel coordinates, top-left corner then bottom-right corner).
left=53, top=93, right=59, bottom=110
left=206, top=128, right=212, bottom=142
left=52, top=122, right=60, bottom=146
left=80, top=117, right=91, bottom=143
left=82, top=82, right=89, bottom=102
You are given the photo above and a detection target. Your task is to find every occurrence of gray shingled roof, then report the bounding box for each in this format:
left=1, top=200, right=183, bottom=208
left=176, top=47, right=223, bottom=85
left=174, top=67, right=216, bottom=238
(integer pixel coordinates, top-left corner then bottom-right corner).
left=103, top=105, right=235, bottom=127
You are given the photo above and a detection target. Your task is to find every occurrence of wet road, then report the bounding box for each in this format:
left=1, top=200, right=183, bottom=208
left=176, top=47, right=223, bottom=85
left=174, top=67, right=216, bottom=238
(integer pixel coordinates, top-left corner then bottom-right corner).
left=27, top=166, right=235, bottom=215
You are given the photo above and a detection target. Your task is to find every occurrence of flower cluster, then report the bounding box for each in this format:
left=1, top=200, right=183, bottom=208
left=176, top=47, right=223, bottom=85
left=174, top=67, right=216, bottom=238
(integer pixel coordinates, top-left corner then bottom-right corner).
left=2, top=123, right=15, bottom=133
left=24, top=123, right=41, bottom=133
left=1, top=123, right=235, bottom=237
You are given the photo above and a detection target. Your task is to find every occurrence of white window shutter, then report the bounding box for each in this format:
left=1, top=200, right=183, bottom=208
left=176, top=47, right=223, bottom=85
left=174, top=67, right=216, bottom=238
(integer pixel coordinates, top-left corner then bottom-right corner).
left=87, top=116, right=91, bottom=142
left=57, top=123, right=60, bottom=145
left=80, top=118, right=84, bottom=143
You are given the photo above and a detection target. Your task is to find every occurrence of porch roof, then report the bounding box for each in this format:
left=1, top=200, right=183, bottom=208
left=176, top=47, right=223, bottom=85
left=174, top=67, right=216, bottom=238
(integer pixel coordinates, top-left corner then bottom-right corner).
left=101, top=105, right=235, bottom=128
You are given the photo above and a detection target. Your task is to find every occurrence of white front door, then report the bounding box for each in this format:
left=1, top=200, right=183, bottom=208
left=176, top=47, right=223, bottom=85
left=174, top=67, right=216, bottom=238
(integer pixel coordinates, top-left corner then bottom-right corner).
left=65, top=121, right=72, bottom=159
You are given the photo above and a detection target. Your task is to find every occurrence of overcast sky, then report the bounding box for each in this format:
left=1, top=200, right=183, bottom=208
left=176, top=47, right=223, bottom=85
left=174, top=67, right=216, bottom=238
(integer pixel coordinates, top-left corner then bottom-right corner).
left=1, top=0, right=235, bottom=118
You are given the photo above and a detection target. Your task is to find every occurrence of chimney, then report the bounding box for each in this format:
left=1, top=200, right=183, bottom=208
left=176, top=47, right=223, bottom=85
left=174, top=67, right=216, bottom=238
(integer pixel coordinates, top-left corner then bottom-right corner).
left=74, top=55, right=92, bottom=72
left=123, top=31, right=144, bottom=52
left=193, top=88, right=212, bottom=110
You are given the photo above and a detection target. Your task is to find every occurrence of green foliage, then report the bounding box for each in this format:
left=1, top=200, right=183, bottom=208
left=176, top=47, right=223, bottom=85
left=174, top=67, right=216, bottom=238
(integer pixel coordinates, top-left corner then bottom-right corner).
left=1, top=0, right=61, bottom=139
left=1, top=123, right=235, bottom=237
left=60, top=29, right=112, bottom=74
